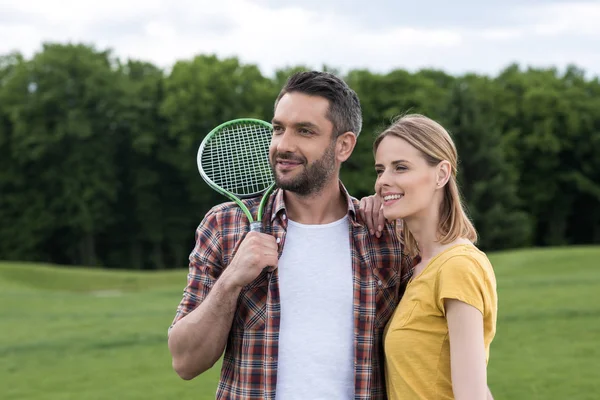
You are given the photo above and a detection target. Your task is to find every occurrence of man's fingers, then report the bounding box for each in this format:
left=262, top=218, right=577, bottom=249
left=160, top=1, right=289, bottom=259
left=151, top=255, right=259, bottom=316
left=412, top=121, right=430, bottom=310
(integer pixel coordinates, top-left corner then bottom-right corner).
left=247, top=232, right=278, bottom=250
left=262, top=254, right=279, bottom=273
left=263, top=249, right=279, bottom=259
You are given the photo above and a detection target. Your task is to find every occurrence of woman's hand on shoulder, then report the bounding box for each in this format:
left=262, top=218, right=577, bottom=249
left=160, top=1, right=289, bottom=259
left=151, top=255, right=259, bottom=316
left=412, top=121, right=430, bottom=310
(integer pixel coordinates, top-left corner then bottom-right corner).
left=359, top=194, right=386, bottom=238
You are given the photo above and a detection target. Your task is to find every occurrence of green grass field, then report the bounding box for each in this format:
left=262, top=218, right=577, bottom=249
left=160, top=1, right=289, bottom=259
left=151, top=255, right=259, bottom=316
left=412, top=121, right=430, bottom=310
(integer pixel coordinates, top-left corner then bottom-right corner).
left=1, top=246, right=599, bottom=399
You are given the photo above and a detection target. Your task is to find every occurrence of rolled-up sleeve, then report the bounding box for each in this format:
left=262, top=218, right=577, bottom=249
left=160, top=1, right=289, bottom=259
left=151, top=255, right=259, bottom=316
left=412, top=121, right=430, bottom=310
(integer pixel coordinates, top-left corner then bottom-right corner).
left=169, top=208, right=223, bottom=331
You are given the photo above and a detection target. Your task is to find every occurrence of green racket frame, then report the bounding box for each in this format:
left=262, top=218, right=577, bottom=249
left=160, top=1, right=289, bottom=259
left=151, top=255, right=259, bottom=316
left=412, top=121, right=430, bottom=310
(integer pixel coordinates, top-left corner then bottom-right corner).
left=197, top=118, right=277, bottom=233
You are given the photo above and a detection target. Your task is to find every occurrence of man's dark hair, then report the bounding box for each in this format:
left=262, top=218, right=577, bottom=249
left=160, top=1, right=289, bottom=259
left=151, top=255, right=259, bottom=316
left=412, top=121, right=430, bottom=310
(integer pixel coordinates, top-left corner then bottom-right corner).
left=275, top=71, right=363, bottom=138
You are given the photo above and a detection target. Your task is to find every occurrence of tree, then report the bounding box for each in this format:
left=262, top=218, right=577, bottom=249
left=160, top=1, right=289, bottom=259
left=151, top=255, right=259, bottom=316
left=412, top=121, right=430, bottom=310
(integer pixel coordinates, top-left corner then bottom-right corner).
left=103, top=60, right=169, bottom=269
left=442, top=75, right=532, bottom=250
left=344, top=69, right=452, bottom=197
left=0, top=52, right=44, bottom=261
left=0, top=45, right=598, bottom=268
left=159, top=55, right=277, bottom=268
left=496, top=65, right=595, bottom=246
left=1, top=43, right=122, bottom=265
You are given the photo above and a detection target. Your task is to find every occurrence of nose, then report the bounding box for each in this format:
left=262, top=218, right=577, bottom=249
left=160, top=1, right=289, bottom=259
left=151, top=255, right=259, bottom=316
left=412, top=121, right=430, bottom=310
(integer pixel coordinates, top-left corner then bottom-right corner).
left=375, top=169, right=391, bottom=192
left=272, top=128, right=295, bottom=154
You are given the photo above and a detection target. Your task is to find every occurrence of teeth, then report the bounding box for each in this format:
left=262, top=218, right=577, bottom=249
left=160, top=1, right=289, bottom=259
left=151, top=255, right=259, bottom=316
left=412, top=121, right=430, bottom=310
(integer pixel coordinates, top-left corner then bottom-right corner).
left=384, top=194, right=403, bottom=201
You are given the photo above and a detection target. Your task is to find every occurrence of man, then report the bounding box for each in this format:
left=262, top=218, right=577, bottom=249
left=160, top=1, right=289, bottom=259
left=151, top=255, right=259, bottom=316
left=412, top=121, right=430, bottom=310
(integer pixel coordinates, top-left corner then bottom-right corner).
left=167, top=71, right=413, bottom=399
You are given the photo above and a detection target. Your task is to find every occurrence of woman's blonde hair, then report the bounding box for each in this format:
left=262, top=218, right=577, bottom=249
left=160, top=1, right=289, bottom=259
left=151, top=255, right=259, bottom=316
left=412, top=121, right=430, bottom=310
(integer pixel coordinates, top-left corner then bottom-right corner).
left=373, top=113, right=477, bottom=257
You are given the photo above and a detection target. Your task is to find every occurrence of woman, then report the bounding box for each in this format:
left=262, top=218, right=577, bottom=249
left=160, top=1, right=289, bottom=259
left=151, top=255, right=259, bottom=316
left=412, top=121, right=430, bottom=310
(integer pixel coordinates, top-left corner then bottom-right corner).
left=361, top=114, right=497, bottom=400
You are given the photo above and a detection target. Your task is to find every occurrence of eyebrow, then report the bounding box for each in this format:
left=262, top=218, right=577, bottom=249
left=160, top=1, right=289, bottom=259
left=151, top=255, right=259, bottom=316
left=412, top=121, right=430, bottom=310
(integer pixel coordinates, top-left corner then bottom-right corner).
left=271, top=119, right=320, bottom=131
left=374, top=160, right=410, bottom=168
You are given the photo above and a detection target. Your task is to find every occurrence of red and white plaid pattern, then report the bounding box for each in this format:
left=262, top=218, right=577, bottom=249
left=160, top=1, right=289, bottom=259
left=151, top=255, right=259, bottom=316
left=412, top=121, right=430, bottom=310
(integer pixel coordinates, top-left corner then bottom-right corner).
left=171, top=182, right=414, bottom=399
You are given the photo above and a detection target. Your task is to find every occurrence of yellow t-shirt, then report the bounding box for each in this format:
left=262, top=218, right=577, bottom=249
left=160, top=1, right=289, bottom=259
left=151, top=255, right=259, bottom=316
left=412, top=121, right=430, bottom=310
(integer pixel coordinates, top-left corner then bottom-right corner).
left=383, top=243, right=498, bottom=400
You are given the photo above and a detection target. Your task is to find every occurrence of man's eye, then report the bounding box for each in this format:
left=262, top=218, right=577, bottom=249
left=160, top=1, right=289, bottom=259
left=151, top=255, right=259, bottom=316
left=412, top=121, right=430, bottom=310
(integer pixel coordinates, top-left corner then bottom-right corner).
left=375, top=169, right=383, bottom=176
left=273, top=126, right=284, bottom=134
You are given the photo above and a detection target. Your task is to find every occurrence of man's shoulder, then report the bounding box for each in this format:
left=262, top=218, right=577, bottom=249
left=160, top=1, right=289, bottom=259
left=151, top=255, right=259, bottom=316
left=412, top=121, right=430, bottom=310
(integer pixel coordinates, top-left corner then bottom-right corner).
left=201, top=194, right=271, bottom=225
left=208, top=197, right=262, bottom=214
left=348, top=195, right=392, bottom=232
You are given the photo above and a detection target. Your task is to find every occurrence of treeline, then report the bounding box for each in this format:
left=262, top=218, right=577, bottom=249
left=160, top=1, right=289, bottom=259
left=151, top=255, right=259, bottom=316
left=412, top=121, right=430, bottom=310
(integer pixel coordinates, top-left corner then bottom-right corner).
left=0, top=43, right=598, bottom=269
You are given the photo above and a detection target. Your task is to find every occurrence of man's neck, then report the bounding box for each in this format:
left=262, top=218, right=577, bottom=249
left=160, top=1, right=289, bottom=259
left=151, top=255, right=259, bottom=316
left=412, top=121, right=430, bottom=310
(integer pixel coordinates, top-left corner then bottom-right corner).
left=282, top=179, right=348, bottom=225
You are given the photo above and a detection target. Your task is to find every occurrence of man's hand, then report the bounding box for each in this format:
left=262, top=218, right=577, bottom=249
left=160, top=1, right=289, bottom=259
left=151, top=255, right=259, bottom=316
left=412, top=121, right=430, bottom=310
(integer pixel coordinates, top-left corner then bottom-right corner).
left=359, top=194, right=386, bottom=237
left=224, top=231, right=279, bottom=287
left=168, top=230, right=278, bottom=380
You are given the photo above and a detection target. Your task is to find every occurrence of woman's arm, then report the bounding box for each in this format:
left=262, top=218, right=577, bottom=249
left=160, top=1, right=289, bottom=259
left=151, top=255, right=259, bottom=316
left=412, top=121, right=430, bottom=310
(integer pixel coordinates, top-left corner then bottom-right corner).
left=445, top=298, right=488, bottom=400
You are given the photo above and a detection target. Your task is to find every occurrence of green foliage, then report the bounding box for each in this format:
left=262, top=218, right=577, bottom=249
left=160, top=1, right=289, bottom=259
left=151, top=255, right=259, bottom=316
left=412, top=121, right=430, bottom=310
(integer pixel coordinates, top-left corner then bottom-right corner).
left=0, top=42, right=599, bottom=268
left=441, top=76, right=532, bottom=250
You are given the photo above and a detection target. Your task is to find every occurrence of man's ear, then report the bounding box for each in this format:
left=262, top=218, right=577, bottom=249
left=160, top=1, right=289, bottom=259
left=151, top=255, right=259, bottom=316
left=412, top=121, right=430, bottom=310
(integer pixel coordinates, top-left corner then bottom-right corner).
left=336, top=131, right=357, bottom=162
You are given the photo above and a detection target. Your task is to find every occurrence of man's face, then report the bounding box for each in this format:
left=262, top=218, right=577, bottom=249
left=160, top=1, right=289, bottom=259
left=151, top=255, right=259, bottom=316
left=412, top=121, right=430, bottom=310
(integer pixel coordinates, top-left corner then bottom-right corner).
left=269, top=92, right=338, bottom=196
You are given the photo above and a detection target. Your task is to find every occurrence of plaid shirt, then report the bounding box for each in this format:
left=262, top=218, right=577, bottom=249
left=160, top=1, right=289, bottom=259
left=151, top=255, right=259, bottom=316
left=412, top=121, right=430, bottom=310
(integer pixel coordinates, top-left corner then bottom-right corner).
left=171, top=182, right=414, bottom=400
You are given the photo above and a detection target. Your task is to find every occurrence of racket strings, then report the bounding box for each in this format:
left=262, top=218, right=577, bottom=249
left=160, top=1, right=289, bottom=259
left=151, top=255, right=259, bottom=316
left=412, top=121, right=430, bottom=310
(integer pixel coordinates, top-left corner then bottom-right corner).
left=201, top=122, right=274, bottom=197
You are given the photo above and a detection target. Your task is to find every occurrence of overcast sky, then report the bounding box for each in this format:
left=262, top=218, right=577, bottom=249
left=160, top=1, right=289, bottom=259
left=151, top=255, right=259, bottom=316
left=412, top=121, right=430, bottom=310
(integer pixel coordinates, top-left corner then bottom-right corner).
left=1, top=0, right=599, bottom=78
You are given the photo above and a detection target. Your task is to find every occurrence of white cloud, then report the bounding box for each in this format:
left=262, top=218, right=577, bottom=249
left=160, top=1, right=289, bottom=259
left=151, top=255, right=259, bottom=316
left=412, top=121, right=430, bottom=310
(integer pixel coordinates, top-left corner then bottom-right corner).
left=468, top=1, right=600, bottom=42
left=523, top=2, right=600, bottom=37
left=0, top=0, right=464, bottom=74
left=479, top=28, right=523, bottom=41
left=5, top=0, right=164, bottom=24
left=0, top=0, right=599, bottom=77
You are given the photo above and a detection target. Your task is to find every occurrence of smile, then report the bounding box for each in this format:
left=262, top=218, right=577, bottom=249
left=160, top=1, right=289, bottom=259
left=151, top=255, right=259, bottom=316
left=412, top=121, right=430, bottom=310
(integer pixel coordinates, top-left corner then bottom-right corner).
left=276, top=160, right=302, bottom=170
left=383, top=194, right=403, bottom=201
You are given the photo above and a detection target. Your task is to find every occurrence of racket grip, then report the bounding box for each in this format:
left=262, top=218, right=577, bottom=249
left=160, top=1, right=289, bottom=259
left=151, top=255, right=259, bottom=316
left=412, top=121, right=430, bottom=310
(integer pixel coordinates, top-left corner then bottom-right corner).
left=250, top=221, right=273, bottom=273
left=250, top=221, right=263, bottom=233
left=250, top=222, right=273, bottom=273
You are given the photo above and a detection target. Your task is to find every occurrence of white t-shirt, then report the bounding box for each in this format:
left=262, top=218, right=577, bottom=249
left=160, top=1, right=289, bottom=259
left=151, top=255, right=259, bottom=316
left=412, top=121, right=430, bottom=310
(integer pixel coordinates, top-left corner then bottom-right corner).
left=275, top=216, right=354, bottom=400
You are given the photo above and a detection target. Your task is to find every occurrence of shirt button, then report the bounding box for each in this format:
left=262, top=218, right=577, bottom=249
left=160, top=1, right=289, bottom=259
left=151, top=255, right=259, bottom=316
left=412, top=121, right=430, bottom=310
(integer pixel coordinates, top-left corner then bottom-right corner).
left=378, top=280, right=383, bottom=286
left=276, top=237, right=281, bottom=244
left=282, top=214, right=287, bottom=220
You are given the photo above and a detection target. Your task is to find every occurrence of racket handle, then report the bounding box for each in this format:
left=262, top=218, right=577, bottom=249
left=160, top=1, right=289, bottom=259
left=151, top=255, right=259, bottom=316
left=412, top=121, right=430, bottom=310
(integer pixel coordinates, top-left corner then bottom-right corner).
left=250, top=221, right=273, bottom=274
left=250, top=221, right=263, bottom=233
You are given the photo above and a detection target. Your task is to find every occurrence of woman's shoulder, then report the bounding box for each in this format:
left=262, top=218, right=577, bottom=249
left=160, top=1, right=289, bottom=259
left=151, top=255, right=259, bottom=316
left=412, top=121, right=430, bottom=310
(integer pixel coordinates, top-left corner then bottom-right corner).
left=435, top=241, right=494, bottom=276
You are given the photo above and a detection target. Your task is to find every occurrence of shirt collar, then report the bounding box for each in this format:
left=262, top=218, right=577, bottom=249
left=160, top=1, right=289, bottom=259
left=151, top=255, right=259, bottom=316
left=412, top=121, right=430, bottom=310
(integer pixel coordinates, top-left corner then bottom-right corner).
left=270, top=180, right=358, bottom=225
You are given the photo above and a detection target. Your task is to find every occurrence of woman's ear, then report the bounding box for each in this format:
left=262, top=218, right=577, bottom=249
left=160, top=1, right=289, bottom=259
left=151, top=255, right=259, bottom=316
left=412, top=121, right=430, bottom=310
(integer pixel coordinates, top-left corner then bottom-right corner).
left=436, top=160, right=452, bottom=188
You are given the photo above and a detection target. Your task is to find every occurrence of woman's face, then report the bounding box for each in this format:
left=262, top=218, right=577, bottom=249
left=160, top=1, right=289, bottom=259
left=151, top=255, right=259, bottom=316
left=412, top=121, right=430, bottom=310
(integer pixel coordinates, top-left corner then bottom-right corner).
left=374, top=135, right=442, bottom=221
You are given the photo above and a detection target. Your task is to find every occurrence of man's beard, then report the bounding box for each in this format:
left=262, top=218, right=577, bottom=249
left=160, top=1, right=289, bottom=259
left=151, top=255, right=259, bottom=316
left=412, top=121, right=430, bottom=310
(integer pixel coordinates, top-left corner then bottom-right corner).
left=271, top=140, right=336, bottom=196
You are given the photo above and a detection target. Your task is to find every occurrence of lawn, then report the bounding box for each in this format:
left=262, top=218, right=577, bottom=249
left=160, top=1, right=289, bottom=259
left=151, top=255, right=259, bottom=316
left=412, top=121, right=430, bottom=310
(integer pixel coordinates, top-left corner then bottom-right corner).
left=1, top=245, right=599, bottom=399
